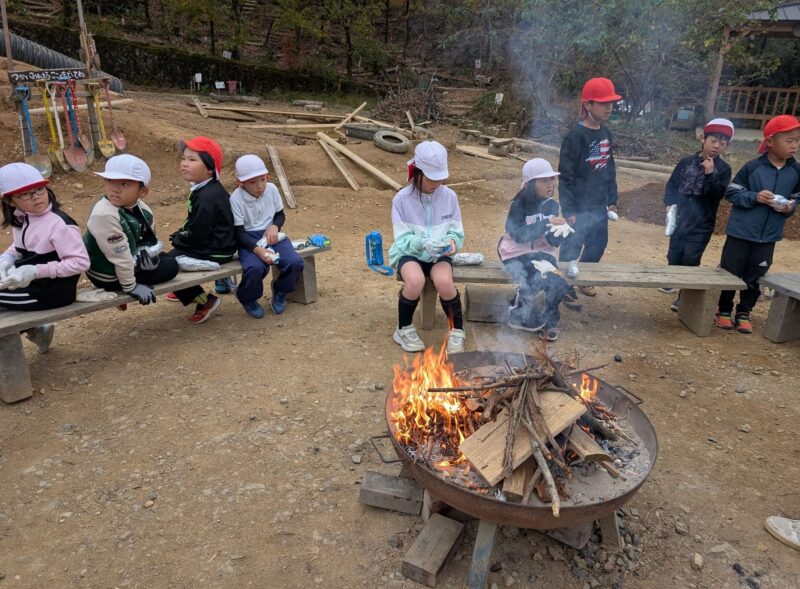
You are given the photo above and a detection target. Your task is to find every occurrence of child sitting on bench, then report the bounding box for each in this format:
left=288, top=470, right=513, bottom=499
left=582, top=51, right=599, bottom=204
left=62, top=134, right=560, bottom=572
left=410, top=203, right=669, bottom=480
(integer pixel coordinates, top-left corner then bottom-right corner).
left=0, top=163, right=90, bottom=353
left=498, top=159, right=573, bottom=341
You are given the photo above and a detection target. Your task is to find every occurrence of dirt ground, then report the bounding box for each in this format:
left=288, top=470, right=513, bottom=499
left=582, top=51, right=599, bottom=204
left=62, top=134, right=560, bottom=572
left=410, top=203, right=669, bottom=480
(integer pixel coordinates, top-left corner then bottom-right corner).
left=0, top=88, right=798, bottom=589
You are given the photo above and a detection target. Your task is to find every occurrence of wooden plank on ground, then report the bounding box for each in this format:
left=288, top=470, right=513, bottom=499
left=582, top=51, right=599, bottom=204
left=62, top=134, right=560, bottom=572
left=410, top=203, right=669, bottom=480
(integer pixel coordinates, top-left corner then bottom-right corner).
left=191, top=95, right=208, bottom=118
left=202, top=105, right=345, bottom=121
left=502, top=457, right=536, bottom=502
left=401, top=514, right=464, bottom=588
left=359, top=470, right=423, bottom=515
left=459, top=392, right=587, bottom=486
left=456, top=144, right=503, bottom=161
left=267, top=145, right=297, bottom=209
left=239, top=123, right=339, bottom=131
left=317, top=132, right=402, bottom=190
left=317, top=139, right=360, bottom=191
left=334, top=101, right=368, bottom=130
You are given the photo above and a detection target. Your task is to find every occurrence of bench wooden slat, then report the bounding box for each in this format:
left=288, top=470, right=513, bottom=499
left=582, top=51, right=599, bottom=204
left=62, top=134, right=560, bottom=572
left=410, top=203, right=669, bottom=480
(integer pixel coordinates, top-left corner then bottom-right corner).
left=0, top=246, right=330, bottom=338
left=760, top=272, right=800, bottom=299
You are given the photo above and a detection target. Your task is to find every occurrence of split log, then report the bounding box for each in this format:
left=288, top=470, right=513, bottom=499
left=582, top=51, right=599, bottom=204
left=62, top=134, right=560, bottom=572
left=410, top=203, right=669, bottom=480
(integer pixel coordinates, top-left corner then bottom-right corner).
left=317, top=132, right=402, bottom=190
left=267, top=146, right=297, bottom=209
left=578, top=414, right=619, bottom=442
left=456, top=145, right=503, bottom=161
left=318, top=139, right=360, bottom=191
left=567, top=426, right=612, bottom=462
left=459, top=392, right=586, bottom=486
left=502, top=457, right=536, bottom=502
left=334, top=101, right=368, bottom=131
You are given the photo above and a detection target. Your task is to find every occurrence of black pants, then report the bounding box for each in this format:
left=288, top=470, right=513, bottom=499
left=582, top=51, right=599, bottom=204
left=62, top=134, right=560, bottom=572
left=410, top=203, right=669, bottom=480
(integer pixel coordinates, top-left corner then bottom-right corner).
left=503, top=255, right=571, bottom=328
left=166, top=247, right=212, bottom=305
left=667, top=231, right=712, bottom=266
left=0, top=275, right=78, bottom=311
left=717, top=236, right=775, bottom=315
left=88, top=254, right=180, bottom=292
left=559, top=211, right=608, bottom=263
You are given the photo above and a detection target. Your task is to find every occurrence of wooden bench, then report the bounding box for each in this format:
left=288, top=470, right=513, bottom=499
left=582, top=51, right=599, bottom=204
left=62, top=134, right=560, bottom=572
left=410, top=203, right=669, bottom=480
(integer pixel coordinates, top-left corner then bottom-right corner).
left=759, top=272, right=800, bottom=343
left=407, top=261, right=744, bottom=337
left=0, top=245, right=330, bottom=404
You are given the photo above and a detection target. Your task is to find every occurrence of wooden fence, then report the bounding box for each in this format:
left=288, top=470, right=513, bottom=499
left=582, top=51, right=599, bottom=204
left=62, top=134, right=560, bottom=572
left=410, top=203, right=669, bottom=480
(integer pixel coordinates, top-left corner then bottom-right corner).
left=716, top=86, right=800, bottom=128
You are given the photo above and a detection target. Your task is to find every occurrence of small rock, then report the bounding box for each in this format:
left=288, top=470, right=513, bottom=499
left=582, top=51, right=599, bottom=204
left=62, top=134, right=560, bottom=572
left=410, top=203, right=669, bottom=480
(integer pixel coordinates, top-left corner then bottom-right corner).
left=279, top=398, right=288, bottom=404
left=351, top=454, right=362, bottom=464
left=573, top=555, right=587, bottom=570
left=374, top=383, right=385, bottom=391
left=489, top=562, right=502, bottom=573
left=690, top=553, right=703, bottom=570
left=388, top=534, right=402, bottom=548
left=504, top=575, right=516, bottom=587
left=143, top=500, right=154, bottom=508
left=548, top=545, right=564, bottom=561
left=735, top=384, right=747, bottom=394
left=709, top=542, right=739, bottom=559
left=0, top=572, right=5, bottom=579
left=679, top=390, right=688, bottom=398
left=533, top=551, right=543, bottom=561
left=230, top=554, right=245, bottom=560
left=603, top=561, right=615, bottom=572
left=614, top=354, right=623, bottom=362
left=738, top=424, right=751, bottom=433
left=346, top=386, right=354, bottom=393
left=675, top=521, right=689, bottom=535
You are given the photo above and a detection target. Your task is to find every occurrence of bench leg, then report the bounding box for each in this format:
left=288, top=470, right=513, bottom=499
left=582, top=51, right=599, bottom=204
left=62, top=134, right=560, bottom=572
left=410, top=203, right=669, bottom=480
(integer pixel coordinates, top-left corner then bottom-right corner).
left=763, top=292, right=800, bottom=343
left=0, top=333, right=33, bottom=403
left=419, top=280, right=436, bottom=330
left=677, top=288, right=718, bottom=337
left=280, top=255, right=318, bottom=304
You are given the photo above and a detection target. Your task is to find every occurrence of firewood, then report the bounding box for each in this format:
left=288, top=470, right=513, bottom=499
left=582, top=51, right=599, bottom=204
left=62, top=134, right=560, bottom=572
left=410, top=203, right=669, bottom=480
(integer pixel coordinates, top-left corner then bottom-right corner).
left=501, top=381, right=527, bottom=479
left=578, top=414, right=619, bottom=442
left=427, top=371, right=544, bottom=393
left=502, top=457, right=536, bottom=502
left=567, top=426, right=612, bottom=462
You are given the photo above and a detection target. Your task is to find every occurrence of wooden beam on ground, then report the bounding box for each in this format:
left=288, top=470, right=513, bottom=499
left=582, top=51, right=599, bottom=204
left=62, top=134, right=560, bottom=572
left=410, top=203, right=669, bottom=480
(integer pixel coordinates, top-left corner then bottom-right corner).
left=318, top=139, right=360, bottom=191
left=191, top=95, right=208, bottom=118
left=239, top=123, right=339, bottom=131
left=267, top=145, right=297, bottom=209
left=317, top=132, right=402, bottom=191
left=456, top=145, right=504, bottom=161
left=401, top=514, right=464, bottom=588
left=202, top=105, right=345, bottom=121
left=28, top=98, right=133, bottom=116
left=358, top=470, right=423, bottom=515
left=405, top=110, right=415, bottom=129
left=334, top=101, right=368, bottom=131
left=459, top=392, right=587, bottom=486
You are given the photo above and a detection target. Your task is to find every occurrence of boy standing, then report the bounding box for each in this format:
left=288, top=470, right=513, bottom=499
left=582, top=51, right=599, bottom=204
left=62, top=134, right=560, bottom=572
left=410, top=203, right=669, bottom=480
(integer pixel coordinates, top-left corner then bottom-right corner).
left=230, top=154, right=304, bottom=318
left=85, top=155, right=179, bottom=304
left=558, top=77, right=621, bottom=299
left=716, top=115, right=800, bottom=333
left=661, top=119, right=734, bottom=310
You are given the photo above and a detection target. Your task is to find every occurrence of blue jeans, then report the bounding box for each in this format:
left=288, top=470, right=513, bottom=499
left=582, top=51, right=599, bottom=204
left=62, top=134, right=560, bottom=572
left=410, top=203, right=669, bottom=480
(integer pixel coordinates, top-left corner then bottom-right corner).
left=235, top=233, right=304, bottom=305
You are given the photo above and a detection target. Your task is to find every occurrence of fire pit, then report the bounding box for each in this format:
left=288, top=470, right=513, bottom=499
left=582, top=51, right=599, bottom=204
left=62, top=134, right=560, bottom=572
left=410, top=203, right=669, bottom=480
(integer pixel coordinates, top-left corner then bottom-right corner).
left=385, top=351, right=659, bottom=531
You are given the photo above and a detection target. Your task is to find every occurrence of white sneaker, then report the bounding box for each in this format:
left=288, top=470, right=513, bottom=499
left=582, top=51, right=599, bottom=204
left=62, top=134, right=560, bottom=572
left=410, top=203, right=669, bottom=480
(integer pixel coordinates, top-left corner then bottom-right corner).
left=25, top=324, right=54, bottom=354
left=765, top=516, right=800, bottom=550
left=393, top=325, right=425, bottom=352
left=657, top=287, right=676, bottom=294
left=446, top=328, right=466, bottom=354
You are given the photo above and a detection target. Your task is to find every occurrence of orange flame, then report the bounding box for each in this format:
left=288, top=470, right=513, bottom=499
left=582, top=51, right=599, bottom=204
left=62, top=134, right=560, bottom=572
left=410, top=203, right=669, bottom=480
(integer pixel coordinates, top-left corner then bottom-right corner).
left=390, top=342, right=474, bottom=464
left=579, top=373, right=599, bottom=403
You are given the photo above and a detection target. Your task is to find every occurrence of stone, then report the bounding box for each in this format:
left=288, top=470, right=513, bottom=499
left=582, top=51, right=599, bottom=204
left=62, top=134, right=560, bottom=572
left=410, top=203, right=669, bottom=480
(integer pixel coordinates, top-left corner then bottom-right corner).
left=352, top=454, right=362, bottom=464
left=709, top=542, right=739, bottom=560
left=144, top=500, right=154, bottom=508
left=614, top=354, right=623, bottom=362
left=690, top=553, right=703, bottom=570
left=738, top=424, right=751, bottom=433
left=603, top=561, right=615, bottom=572
left=374, top=383, right=385, bottom=391
left=504, top=575, right=516, bottom=587
left=280, top=398, right=288, bottom=404
left=346, top=386, right=354, bottom=393
left=735, top=385, right=747, bottom=394
left=533, top=551, right=543, bottom=561
left=548, top=545, right=565, bottom=561
left=675, top=521, right=689, bottom=535
left=388, top=534, right=402, bottom=548
left=679, top=390, right=688, bottom=398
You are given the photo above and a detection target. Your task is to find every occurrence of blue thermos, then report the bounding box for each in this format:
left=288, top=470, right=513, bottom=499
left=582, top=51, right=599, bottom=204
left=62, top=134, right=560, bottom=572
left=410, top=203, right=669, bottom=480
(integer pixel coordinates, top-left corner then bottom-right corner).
left=365, top=230, right=394, bottom=276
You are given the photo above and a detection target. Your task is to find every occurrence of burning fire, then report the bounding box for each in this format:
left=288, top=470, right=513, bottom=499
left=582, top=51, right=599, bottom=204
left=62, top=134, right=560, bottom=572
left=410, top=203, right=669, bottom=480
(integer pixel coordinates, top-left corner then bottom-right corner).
left=390, top=343, right=475, bottom=466
left=579, top=373, right=599, bottom=403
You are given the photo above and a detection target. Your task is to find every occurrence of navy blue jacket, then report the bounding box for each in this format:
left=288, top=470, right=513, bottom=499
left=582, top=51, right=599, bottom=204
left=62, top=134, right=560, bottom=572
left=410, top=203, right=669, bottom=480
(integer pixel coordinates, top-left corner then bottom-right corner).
left=558, top=124, right=618, bottom=217
left=664, top=153, right=731, bottom=237
left=725, top=154, right=800, bottom=243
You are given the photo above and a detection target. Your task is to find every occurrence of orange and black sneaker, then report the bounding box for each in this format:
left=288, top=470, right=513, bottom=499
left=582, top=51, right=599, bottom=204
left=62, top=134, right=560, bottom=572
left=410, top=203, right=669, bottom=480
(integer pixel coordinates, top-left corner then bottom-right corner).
left=735, top=313, right=753, bottom=334
left=715, top=312, right=734, bottom=330
left=189, top=294, right=221, bottom=324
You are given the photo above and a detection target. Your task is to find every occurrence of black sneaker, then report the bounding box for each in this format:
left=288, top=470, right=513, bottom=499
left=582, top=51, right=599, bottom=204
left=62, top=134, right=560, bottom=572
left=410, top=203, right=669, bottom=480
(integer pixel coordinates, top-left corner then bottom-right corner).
left=670, top=298, right=680, bottom=312
left=508, top=307, right=546, bottom=332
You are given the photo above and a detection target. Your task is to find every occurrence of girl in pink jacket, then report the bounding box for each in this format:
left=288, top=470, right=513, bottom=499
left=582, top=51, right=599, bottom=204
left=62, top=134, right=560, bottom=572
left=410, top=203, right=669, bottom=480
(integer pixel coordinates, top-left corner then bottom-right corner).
left=0, top=163, right=89, bottom=352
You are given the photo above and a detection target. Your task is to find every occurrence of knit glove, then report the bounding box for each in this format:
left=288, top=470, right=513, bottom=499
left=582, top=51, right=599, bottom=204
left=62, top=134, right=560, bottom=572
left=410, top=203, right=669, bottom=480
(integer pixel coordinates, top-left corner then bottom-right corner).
left=532, top=260, right=558, bottom=276
left=0, top=255, right=15, bottom=281
left=125, top=283, right=156, bottom=305
left=0, top=265, right=38, bottom=290
left=135, top=249, right=160, bottom=272
left=547, top=223, right=575, bottom=239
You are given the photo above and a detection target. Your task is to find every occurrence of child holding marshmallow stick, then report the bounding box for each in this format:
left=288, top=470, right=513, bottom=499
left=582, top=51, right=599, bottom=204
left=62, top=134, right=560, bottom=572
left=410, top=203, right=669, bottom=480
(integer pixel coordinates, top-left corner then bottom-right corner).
left=498, top=159, right=573, bottom=341
left=230, top=154, right=304, bottom=318
left=388, top=141, right=466, bottom=354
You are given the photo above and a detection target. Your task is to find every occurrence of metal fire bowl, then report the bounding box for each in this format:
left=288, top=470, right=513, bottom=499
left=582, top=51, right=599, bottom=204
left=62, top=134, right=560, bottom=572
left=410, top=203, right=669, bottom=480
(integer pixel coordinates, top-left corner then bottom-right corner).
left=385, top=351, right=659, bottom=530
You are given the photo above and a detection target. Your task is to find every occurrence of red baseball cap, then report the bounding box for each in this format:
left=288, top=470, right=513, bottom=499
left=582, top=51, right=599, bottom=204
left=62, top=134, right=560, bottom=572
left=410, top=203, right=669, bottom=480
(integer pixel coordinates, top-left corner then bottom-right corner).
left=580, top=78, right=621, bottom=118
left=179, top=136, right=223, bottom=174
left=758, top=115, right=800, bottom=154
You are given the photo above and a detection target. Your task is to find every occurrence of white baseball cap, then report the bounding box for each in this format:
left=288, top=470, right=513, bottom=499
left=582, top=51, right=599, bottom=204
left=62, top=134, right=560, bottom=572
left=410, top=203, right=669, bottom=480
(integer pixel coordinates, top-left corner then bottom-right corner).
left=408, top=141, right=449, bottom=181
left=236, top=154, right=269, bottom=181
left=520, top=158, right=559, bottom=189
left=0, top=162, right=49, bottom=197
left=95, top=154, right=152, bottom=186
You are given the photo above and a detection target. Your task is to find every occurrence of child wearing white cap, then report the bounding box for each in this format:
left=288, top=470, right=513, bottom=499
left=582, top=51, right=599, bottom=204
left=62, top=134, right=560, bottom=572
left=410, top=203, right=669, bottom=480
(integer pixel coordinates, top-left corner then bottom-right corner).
left=388, top=141, right=466, bottom=353
left=0, top=162, right=90, bottom=353
left=84, top=154, right=179, bottom=305
left=230, top=154, right=304, bottom=318
left=498, top=158, right=574, bottom=341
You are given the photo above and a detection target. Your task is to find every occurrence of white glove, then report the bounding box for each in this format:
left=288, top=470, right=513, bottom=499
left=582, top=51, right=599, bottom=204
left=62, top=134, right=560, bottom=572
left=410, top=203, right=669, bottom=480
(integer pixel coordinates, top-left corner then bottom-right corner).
left=547, top=223, right=575, bottom=239
left=0, top=265, right=38, bottom=290
left=256, top=232, right=287, bottom=249
left=531, top=260, right=558, bottom=276
left=0, top=255, right=15, bottom=281
left=422, top=238, right=452, bottom=257
left=566, top=260, right=580, bottom=278
left=770, top=194, right=792, bottom=211
left=607, top=210, right=619, bottom=221
left=665, top=204, right=677, bottom=236
left=76, top=288, right=118, bottom=302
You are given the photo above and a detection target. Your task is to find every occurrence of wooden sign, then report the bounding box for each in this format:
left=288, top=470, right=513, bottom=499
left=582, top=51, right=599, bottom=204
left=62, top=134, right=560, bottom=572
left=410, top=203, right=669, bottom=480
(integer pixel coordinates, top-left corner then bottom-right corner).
left=9, top=69, right=88, bottom=84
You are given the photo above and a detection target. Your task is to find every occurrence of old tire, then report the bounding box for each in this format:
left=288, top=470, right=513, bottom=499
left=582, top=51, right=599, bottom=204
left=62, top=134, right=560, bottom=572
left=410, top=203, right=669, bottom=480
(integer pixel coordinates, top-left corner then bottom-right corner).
left=374, top=130, right=410, bottom=154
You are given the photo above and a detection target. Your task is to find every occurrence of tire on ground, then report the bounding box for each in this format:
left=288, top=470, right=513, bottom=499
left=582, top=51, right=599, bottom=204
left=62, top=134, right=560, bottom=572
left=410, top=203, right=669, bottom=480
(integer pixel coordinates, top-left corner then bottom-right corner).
left=373, top=130, right=410, bottom=154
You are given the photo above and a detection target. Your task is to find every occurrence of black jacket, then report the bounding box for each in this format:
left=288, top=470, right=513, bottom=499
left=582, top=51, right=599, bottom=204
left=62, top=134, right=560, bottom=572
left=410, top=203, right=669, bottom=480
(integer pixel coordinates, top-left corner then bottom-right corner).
left=664, top=153, right=732, bottom=237
left=724, top=154, right=800, bottom=243
left=558, top=123, right=618, bottom=217
left=498, top=185, right=566, bottom=264
left=170, top=179, right=236, bottom=261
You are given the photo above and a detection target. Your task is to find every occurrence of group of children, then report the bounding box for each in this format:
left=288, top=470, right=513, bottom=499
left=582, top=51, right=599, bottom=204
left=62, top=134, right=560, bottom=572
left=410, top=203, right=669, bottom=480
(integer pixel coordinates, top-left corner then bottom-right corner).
left=0, top=137, right=304, bottom=352
left=389, top=77, right=800, bottom=351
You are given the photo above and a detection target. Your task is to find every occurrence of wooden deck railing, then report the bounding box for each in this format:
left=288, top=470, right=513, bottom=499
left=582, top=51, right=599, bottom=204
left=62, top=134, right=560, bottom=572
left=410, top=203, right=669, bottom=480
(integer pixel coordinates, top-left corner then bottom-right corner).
left=716, top=86, right=800, bottom=128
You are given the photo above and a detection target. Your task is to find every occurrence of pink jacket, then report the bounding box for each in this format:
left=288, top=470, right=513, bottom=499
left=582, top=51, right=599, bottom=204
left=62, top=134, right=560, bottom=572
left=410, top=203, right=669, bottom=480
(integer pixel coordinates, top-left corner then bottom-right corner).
left=1, top=205, right=89, bottom=279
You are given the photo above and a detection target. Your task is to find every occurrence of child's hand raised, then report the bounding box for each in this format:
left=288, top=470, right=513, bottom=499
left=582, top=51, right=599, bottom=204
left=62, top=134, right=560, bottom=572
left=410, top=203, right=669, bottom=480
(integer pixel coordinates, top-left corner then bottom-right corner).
left=701, top=155, right=714, bottom=175
left=756, top=190, right=775, bottom=205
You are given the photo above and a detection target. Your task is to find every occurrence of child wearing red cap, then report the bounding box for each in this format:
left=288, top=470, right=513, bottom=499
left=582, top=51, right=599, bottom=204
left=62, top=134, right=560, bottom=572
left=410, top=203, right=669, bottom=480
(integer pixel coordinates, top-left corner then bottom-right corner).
left=0, top=162, right=90, bottom=352
left=167, top=136, right=236, bottom=324
left=715, top=115, right=800, bottom=333
left=660, top=119, right=734, bottom=311
left=558, top=77, right=621, bottom=301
